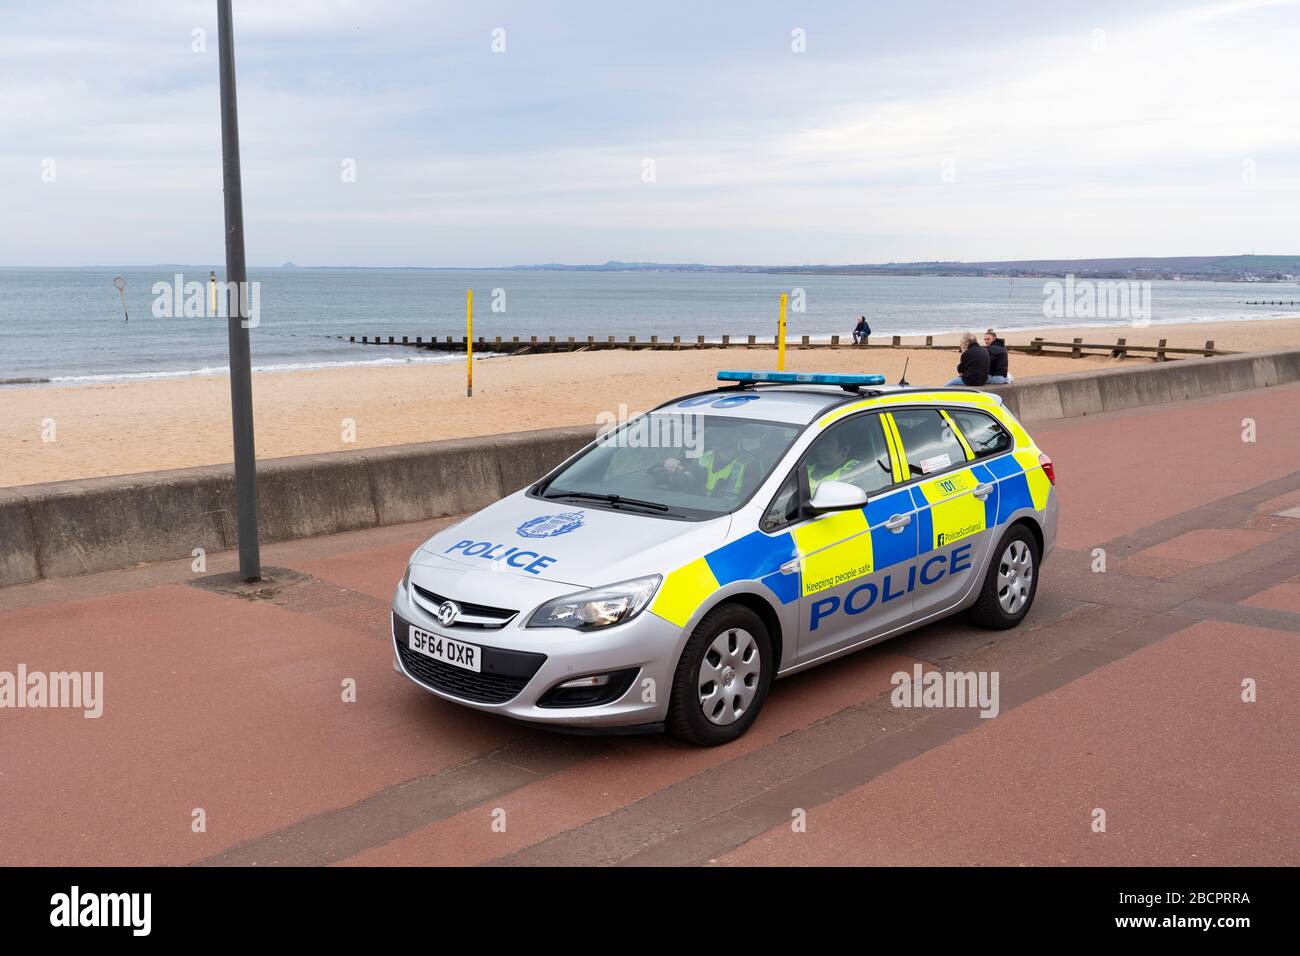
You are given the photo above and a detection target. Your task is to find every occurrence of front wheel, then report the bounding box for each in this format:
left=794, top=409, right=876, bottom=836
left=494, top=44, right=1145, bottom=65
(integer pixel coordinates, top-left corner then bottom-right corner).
left=666, top=603, right=773, bottom=746
left=968, top=524, right=1040, bottom=629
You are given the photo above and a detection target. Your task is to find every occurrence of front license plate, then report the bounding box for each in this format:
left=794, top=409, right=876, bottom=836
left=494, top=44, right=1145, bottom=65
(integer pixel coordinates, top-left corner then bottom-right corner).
left=408, top=626, right=481, bottom=673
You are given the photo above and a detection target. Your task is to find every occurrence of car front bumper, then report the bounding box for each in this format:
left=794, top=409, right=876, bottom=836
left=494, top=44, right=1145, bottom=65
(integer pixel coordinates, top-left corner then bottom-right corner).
left=390, top=580, right=687, bottom=729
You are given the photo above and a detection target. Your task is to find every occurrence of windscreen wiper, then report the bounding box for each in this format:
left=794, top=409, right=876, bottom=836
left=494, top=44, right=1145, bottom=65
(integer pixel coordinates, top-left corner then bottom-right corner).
left=545, top=490, right=670, bottom=512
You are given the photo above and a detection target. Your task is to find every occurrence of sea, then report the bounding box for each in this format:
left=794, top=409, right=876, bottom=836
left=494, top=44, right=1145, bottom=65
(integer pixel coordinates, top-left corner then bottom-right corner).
left=1, top=267, right=1295, bottom=384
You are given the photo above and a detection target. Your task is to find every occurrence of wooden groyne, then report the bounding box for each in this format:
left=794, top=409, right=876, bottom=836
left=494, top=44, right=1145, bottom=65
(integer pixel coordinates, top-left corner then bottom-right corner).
left=336, top=334, right=1234, bottom=361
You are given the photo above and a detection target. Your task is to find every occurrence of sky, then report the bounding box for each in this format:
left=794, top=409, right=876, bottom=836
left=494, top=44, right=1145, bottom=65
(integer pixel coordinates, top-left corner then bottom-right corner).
left=2, top=0, right=1298, bottom=267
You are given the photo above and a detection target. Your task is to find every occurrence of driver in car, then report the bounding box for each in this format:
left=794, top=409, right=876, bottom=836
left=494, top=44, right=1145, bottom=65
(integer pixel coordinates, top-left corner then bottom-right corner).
left=662, top=427, right=753, bottom=498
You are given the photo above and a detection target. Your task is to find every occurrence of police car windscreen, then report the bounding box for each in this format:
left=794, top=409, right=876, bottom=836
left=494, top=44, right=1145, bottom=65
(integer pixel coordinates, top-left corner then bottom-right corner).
left=541, top=414, right=801, bottom=518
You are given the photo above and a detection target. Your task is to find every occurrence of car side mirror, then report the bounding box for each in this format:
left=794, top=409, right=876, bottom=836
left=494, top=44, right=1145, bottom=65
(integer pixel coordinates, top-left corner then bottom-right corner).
left=807, top=480, right=868, bottom=514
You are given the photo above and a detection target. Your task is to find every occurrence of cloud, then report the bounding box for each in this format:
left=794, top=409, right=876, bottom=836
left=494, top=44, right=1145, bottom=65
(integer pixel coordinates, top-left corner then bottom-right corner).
left=1, top=0, right=1296, bottom=265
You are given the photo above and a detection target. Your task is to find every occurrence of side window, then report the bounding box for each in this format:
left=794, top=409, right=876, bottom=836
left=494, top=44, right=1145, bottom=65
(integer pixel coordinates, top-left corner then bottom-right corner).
left=890, top=408, right=968, bottom=477
left=947, top=408, right=1012, bottom=458
left=805, top=414, right=895, bottom=497
left=761, top=471, right=800, bottom=532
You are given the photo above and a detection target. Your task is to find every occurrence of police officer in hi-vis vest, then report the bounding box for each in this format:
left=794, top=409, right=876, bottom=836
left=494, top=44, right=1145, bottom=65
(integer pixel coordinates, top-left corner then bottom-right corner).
left=806, top=432, right=862, bottom=495
left=663, top=427, right=753, bottom=498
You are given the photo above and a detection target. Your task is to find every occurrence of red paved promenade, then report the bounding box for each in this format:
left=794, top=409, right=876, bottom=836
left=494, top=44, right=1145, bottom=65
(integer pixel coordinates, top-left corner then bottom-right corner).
left=2, top=384, right=1297, bottom=866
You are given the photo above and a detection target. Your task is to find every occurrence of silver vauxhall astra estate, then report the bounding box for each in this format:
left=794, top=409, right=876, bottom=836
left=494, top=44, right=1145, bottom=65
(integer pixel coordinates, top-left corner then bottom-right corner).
left=392, top=371, right=1057, bottom=745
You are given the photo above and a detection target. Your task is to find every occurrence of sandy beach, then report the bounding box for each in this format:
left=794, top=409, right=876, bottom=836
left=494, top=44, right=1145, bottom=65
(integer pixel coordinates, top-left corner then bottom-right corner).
left=5, top=317, right=1297, bottom=488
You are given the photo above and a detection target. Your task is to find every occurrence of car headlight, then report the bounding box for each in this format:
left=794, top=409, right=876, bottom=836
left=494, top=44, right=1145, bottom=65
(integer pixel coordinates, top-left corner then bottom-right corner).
left=526, top=575, right=662, bottom=630
left=401, top=546, right=428, bottom=590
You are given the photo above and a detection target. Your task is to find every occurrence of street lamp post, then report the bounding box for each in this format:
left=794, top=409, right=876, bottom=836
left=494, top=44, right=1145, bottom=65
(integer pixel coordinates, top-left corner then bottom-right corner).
left=216, top=0, right=261, bottom=582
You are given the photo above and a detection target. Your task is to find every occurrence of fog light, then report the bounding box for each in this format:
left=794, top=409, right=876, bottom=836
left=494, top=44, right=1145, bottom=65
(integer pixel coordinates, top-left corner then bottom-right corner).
left=537, top=668, right=639, bottom=708
left=558, top=674, right=612, bottom=689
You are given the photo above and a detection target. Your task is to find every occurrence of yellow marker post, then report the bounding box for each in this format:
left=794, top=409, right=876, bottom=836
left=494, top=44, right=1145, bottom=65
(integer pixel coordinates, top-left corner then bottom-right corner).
left=466, top=288, right=474, bottom=398
left=777, top=292, right=788, bottom=371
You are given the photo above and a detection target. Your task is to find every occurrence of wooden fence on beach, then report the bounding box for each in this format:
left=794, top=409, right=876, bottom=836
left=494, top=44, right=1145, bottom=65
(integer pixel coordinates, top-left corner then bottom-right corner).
left=337, top=333, right=1233, bottom=361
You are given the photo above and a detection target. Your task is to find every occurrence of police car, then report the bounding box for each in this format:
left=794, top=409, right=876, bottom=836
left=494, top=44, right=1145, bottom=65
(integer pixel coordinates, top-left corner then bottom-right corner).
left=392, top=371, right=1058, bottom=745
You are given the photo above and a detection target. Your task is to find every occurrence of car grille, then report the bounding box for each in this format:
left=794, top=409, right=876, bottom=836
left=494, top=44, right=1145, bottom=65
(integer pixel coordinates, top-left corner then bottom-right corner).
left=393, top=612, right=546, bottom=705
left=410, top=583, right=517, bottom=630
left=395, top=646, right=531, bottom=703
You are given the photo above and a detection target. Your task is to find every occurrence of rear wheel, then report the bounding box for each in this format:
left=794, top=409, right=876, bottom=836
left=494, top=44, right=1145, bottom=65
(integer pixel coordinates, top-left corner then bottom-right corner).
left=968, top=524, right=1039, bottom=629
left=666, top=603, right=773, bottom=746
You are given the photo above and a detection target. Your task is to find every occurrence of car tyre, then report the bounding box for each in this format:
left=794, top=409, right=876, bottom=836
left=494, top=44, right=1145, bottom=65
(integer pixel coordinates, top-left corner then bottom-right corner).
left=666, top=603, right=773, bottom=746
left=968, top=523, right=1040, bottom=629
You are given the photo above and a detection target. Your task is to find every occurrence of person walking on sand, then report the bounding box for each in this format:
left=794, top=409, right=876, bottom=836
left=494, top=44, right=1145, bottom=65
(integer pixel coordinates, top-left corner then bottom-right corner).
left=945, top=332, right=990, bottom=386
left=984, top=329, right=1013, bottom=384
left=852, top=315, right=871, bottom=346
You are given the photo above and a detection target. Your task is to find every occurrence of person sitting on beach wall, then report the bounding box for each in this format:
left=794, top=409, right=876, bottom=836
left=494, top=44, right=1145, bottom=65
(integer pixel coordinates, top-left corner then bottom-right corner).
left=984, top=329, right=1013, bottom=384
left=945, top=332, right=990, bottom=387
left=852, top=316, right=871, bottom=345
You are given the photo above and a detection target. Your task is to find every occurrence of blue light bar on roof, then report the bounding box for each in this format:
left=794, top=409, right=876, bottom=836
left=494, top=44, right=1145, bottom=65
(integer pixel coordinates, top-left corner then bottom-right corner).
left=717, top=370, right=887, bottom=386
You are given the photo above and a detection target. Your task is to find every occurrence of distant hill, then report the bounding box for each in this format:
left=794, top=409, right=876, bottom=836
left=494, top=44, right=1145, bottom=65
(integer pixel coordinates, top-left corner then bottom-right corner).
left=51, top=255, right=1297, bottom=280
left=499, top=255, right=1300, bottom=279
left=951, top=255, right=1300, bottom=277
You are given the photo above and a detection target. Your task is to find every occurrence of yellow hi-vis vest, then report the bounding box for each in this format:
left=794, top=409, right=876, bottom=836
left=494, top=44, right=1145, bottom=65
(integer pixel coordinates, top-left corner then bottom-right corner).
left=807, top=458, right=862, bottom=496
left=700, top=450, right=748, bottom=496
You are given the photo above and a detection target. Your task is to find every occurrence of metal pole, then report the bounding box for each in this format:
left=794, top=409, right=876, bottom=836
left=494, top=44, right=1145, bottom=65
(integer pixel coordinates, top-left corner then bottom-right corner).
left=466, top=288, right=473, bottom=397
left=216, top=0, right=261, bottom=581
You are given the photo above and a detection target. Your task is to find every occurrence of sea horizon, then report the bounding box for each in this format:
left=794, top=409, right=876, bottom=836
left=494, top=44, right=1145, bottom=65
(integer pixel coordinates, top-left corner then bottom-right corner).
left=2, top=268, right=1296, bottom=384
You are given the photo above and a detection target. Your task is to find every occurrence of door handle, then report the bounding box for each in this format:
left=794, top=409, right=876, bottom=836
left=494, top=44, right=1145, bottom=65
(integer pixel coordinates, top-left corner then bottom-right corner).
left=973, top=482, right=994, bottom=500
left=780, top=558, right=800, bottom=575
left=884, top=513, right=912, bottom=533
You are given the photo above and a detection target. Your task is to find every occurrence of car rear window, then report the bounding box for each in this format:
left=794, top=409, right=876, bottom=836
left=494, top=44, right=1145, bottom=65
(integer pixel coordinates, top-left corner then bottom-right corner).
left=947, top=408, right=1013, bottom=458
left=890, top=408, right=968, bottom=477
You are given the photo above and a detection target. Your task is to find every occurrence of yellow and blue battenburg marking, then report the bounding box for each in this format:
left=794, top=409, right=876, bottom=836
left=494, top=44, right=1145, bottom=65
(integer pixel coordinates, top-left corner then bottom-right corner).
left=650, top=402, right=1051, bottom=629
left=651, top=530, right=796, bottom=626
left=651, top=485, right=924, bottom=624
left=793, top=508, right=871, bottom=596
left=996, top=450, right=1051, bottom=512
left=651, top=557, right=722, bottom=629
left=913, top=469, right=986, bottom=551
